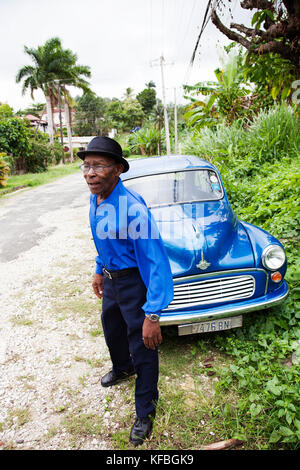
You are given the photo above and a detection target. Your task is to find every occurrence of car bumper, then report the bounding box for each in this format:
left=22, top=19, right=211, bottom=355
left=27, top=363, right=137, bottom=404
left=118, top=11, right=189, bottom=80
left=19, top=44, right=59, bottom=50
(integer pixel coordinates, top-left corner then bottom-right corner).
left=159, top=280, right=289, bottom=326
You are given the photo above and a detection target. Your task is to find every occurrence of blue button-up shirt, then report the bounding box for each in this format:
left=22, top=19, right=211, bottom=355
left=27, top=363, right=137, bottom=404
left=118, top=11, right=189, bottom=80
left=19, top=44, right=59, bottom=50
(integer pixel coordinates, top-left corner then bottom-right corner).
left=89, top=178, right=174, bottom=316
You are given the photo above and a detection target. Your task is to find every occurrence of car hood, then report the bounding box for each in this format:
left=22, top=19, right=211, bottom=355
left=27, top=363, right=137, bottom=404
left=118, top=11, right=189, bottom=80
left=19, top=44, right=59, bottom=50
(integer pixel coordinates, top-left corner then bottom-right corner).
left=151, top=201, right=254, bottom=277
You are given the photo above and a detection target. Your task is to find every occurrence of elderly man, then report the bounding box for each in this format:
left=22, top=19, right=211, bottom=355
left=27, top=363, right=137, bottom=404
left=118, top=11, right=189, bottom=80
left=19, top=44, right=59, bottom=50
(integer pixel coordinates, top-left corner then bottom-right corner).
left=78, top=136, right=173, bottom=447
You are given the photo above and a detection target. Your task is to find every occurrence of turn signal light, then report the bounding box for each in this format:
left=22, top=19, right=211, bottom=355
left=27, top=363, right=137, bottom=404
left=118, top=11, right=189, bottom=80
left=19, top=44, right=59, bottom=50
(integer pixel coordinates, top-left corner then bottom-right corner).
left=271, top=272, right=282, bottom=283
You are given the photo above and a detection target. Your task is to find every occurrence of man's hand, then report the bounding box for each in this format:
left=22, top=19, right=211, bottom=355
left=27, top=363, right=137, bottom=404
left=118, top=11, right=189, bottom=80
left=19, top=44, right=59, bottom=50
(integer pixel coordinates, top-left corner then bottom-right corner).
left=142, top=317, right=162, bottom=350
left=92, top=274, right=104, bottom=299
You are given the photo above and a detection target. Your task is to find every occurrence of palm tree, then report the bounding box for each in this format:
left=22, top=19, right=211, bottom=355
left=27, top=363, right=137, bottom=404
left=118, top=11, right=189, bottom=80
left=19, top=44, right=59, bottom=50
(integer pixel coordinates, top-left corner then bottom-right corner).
left=123, top=87, right=134, bottom=99
left=16, top=37, right=91, bottom=150
left=57, top=60, right=91, bottom=161
left=16, top=38, right=65, bottom=143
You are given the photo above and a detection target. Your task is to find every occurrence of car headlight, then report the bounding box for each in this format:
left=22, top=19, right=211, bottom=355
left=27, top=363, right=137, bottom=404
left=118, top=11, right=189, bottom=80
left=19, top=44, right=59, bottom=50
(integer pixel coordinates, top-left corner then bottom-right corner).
left=262, top=245, right=286, bottom=271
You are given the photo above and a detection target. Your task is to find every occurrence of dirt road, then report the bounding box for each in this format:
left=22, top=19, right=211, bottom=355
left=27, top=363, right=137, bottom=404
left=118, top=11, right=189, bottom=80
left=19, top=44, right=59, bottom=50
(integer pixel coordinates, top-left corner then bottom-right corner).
left=0, top=173, right=131, bottom=450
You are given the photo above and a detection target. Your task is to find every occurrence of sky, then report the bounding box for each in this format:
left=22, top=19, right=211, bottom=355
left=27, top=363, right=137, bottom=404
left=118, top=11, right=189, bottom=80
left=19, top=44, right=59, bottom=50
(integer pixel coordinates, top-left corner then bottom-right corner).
left=0, top=0, right=253, bottom=111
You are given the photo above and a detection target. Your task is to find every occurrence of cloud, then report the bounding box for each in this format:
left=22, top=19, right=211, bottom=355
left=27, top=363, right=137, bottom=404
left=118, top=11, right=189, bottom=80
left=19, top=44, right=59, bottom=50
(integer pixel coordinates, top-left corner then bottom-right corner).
left=0, top=0, right=253, bottom=111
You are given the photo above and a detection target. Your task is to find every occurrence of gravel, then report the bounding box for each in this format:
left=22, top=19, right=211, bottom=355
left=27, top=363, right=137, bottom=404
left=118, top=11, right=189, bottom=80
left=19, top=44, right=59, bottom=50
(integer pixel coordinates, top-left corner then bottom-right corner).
left=0, top=188, right=131, bottom=450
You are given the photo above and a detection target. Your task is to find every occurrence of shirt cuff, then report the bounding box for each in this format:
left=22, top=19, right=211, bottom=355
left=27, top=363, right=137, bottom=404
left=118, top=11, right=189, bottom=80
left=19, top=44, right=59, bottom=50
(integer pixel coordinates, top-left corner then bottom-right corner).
left=95, top=256, right=103, bottom=275
left=144, top=310, right=161, bottom=317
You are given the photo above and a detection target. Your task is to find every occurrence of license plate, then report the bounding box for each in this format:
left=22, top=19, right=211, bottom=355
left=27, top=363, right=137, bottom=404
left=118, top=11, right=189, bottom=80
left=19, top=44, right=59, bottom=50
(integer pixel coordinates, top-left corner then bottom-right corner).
left=178, top=315, right=243, bottom=336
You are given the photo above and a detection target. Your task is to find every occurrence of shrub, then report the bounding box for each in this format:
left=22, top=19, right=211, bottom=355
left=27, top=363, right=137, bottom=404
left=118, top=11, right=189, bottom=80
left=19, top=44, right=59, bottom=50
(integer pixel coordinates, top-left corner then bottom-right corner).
left=50, top=141, right=64, bottom=165
left=0, top=152, right=10, bottom=187
left=184, top=103, right=300, bottom=449
left=183, top=103, right=300, bottom=177
left=246, top=104, right=300, bottom=165
left=128, top=126, right=160, bottom=156
left=0, top=117, right=32, bottom=172
left=26, top=140, right=53, bottom=173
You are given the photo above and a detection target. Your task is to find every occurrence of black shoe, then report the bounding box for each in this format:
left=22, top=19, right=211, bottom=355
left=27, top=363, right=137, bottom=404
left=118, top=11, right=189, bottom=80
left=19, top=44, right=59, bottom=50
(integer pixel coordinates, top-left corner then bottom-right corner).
left=129, top=416, right=154, bottom=447
left=101, top=368, right=135, bottom=387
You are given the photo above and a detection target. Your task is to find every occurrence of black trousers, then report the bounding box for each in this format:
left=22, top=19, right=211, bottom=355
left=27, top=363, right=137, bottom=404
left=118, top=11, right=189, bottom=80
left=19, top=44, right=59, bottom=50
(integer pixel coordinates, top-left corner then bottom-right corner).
left=101, top=269, right=159, bottom=418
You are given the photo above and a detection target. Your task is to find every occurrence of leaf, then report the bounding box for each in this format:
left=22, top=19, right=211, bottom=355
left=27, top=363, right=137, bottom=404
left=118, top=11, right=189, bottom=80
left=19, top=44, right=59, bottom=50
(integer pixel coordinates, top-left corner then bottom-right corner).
left=266, top=378, right=282, bottom=396
left=250, top=403, right=262, bottom=418
left=294, top=419, right=300, bottom=431
left=286, top=411, right=293, bottom=426
left=279, top=426, right=294, bottom=437
left=251, top=11, right=260, bottom=27
left=269, top=430, right=281, bottom=443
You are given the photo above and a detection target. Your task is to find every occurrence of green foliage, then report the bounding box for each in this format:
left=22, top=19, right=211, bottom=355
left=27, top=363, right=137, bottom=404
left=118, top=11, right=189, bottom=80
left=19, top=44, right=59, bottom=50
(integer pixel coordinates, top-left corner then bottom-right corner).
left=26, top=139, right=53, bottom=172
left=0, top=103, right=14, bottom=120
left=106, top=96, right=145, bottom=133
left=17, top=102, right=45, bottom=118
left=122, top=98, right=145, bottom=131
left=128, top=126, right=160, bottom=156
left=184, top=49, right=251, bottom=128
left=184, top=104, right=300, bottom=172
left=16, top=37, right=91, bottom=99
left=73, top=92, right=109, bottom=136
left=0, top=152, right=10, bottom=187
left=183, top=103, right=300, bottom=448
left=0, top=117, right=32, bottom=172
left=136, top=86, right=156, bottom=114
left=243, top=52, right=299, bottom=106
left=0, top=116, right=63, bottom=173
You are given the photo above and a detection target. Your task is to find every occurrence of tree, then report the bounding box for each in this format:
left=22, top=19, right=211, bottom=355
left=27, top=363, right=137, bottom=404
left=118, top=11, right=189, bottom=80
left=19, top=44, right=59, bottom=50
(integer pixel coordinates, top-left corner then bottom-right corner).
left=16, top=37, right=91, bottom=150
left=211, top=1, right=300, bottom=67
left=17, top=102, right=45, bottom=119
left=148, top=99, right=164, bottom=154
left=122, top=98, right=145, bottom=131
left=123, top=87, right=134, bottom=99
left=106, top=98, right=125, bottom=131
left=73, top=93, right=109, bottom=136
left=136, top=82, right=157, bottom=115
left=51, top=47, right=91, bottom=160
left=0, top=103, right=14, bottom=120
left=184, top=48, right=251, bottom=127
left=106, top=96, right=144, bottom=133
left=16, top=38, right=64, bottom=144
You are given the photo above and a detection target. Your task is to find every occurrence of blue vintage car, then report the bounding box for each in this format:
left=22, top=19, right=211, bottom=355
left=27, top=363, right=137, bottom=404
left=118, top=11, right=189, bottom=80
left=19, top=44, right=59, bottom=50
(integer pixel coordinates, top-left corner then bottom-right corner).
left=121, top=155, right=289, bottom=336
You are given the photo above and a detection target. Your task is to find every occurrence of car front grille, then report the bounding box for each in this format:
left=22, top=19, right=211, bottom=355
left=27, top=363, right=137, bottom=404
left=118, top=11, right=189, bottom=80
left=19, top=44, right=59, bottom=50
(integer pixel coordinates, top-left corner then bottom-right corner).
left=167, top=275, right=255, bottom=310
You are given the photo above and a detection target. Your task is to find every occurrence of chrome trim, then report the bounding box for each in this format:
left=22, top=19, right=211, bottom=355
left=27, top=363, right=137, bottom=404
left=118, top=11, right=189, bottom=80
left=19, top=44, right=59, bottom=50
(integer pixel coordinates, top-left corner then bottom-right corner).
left=167, top=275, right=255, bottom=310
left=172, top=268, right=269, bottom=294
left=159, top=286, right=289, bottom=326
left=262, top=244, right=286, bottom=271
left=173, top=268, right=267, bottom=283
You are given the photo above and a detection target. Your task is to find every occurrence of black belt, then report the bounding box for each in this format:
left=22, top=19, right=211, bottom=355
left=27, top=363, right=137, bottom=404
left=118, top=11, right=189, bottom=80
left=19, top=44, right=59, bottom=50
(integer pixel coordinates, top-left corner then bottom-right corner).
left=103, top=267, right=138, bottom=279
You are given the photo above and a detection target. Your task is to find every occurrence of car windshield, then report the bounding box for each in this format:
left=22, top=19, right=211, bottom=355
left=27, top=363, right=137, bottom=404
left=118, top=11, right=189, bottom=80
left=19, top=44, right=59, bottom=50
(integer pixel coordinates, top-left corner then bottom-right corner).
left=123, top=170, right=223, bottom=207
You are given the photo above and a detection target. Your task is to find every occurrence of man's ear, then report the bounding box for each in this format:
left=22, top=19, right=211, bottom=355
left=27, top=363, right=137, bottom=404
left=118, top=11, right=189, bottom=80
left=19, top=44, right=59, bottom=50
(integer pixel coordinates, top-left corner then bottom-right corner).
left=115, top=164, right=124, bottom=177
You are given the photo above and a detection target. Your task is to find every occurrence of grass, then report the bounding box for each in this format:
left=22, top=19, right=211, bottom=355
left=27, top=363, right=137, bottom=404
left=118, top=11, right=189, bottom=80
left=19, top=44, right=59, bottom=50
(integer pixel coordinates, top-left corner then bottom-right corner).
left=0, top=155, right=146, bottom=197
left=61, top=409, right=103, bottom=445
left=108, top=331, right=242, bottom=451
left=7, top=408, right=31, bottom=429
left=0, top=161, right=81, bottom=196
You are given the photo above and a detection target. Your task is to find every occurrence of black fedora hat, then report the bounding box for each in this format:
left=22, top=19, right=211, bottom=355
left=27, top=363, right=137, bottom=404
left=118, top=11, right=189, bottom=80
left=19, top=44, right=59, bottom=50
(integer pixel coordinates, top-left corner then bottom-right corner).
left=77, top=136, right=129, bottom=173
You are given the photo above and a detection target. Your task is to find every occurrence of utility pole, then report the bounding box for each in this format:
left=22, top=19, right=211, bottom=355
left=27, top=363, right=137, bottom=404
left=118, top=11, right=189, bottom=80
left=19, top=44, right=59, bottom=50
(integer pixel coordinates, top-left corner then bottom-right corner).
left=55, top=80, right=65, bottom=164
left=174, top=87, right=178, bottom=154
left=160, top=55, right=171, bottom=155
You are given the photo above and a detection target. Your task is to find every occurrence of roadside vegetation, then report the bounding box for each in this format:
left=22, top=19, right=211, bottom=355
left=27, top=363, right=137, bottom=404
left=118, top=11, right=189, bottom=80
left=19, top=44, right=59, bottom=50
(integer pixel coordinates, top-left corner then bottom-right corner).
left=0, top=161, right=80, bottom=196
left=0, top=0, right=299, bottom=449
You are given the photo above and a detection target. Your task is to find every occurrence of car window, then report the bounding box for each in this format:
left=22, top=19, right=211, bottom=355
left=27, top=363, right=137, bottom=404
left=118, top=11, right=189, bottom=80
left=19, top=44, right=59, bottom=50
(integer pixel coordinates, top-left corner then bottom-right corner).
left=123, top=170, right=223, bottom=207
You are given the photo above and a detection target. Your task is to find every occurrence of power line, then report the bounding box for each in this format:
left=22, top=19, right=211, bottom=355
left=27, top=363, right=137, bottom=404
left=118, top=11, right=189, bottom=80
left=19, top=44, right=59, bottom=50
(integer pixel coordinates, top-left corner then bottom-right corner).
left=182, top=0, right=214, bottom=85
left=189, top=0, right=214, bottom=67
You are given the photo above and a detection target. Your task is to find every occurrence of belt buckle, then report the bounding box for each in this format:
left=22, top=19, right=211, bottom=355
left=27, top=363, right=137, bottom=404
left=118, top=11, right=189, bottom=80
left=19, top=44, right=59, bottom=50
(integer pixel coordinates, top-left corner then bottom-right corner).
left=103, top=268, right=113, bottom=280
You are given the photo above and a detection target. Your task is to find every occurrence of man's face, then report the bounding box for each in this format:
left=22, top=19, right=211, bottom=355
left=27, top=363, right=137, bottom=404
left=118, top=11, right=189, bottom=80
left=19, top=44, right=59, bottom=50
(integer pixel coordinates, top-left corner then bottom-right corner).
left=83, top=154, right=123, bottom=195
